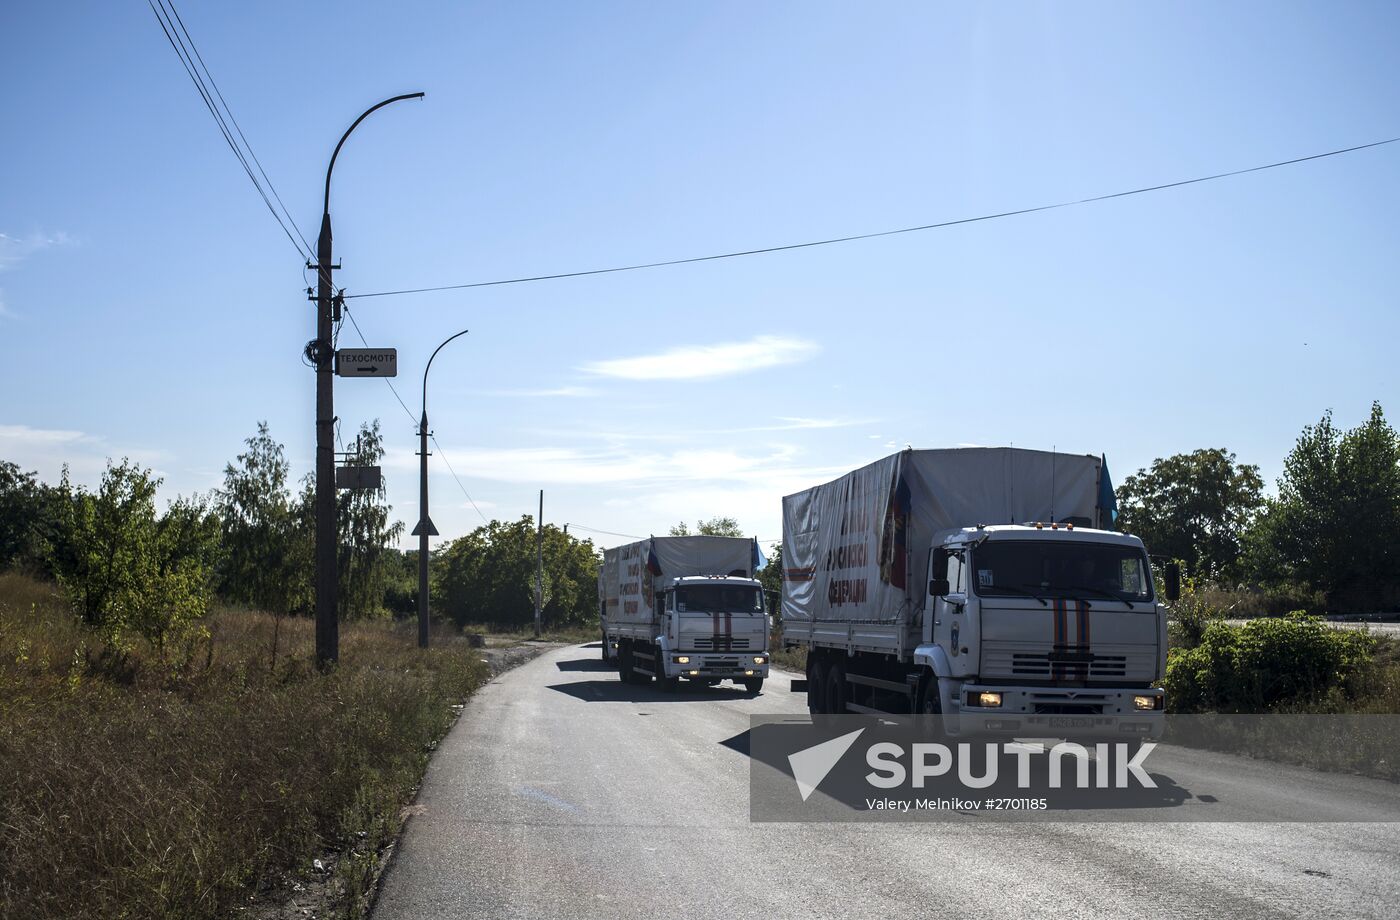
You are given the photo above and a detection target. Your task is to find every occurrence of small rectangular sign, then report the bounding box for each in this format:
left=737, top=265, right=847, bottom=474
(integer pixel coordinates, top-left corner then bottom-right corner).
left=335, top=465, right=382, bottom=491
left=335, top=348, right=397, bottom=378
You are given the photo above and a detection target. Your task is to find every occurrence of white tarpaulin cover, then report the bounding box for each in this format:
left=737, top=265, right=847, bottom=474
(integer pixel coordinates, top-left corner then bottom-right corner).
left=782, top=448, right=1105, bottom=626
left=599, top=535, right=757, bottom=628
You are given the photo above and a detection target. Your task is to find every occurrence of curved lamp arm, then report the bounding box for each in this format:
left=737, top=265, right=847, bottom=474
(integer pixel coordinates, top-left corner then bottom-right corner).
left=324, top=92, right=425, bottom=216
left=422, top=328, right=471, bottom=424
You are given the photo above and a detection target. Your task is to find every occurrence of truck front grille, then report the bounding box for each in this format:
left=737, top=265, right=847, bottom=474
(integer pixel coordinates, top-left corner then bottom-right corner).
left=1010, top=653, right=1127, bottom=679
left=691, top=636, right=752, bottom=651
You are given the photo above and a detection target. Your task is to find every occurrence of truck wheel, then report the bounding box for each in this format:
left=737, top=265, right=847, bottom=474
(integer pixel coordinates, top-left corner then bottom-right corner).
left=601, top=633, right=611, bottom=663
left=655, top=650, right=678, bottom=693
left=826, top=663, right=848, bottom=714
left=618, top=643, right=633, bottom=682
left=808, top=658, right=829, bottom=714
left=917, top=676, right=946, bottom=736
left=742, top=676, right=764, bottom=695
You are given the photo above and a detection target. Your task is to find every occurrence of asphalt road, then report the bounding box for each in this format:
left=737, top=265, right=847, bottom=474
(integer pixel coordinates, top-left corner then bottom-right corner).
left=372, top=644, right=1400, bottom=920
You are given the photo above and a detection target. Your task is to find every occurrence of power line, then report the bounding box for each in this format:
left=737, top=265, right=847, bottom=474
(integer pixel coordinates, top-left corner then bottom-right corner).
left=344, top=135, right=1400, bottom=302
left=147, top=0, right=312, bottom=262
left=567, top=524, right=645, bottom=541
left=429, top=435, right=490, bottom=525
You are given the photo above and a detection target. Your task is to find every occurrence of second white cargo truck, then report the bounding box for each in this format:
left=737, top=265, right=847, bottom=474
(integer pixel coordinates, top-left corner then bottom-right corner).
left=599, top=535, right=771, bottom=693
left=782, top=447, right=1177, bottom=739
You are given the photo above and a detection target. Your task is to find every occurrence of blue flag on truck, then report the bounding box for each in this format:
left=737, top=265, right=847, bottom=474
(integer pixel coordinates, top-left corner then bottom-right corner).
left=1099, top=454, right=1118, bottom=526
left=752, top=538, right=767, bottom=573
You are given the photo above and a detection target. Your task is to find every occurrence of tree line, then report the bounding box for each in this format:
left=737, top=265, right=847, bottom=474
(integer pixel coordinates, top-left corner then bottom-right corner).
left=0, top=421, right=614, bottom=645
left=1116, top=401, right=1400, bottom=612
left=4, top=401, right=1393, bottom=654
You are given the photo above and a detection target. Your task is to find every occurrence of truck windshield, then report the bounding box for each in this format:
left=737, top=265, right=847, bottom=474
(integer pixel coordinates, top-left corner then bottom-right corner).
left=971, top=541, right=1153, bottom=604
left=675, top=585, right=764, bottom=613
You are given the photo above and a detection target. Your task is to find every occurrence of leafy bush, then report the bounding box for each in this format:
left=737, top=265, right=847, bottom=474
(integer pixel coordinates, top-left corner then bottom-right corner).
left=1165, top=613, right=1375, bottom=712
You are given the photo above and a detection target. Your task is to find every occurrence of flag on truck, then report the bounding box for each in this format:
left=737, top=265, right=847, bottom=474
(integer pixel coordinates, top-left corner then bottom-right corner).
left=752, top=538, right=767, bottom=573
left=1099, top=454, right=1118, bottom=527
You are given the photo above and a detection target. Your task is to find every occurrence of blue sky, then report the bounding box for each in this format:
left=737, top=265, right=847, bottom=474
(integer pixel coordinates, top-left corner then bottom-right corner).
left=2, top=1, right=1398, bottom=550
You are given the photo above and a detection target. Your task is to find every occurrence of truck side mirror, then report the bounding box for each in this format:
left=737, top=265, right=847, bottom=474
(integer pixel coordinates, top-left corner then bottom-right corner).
left=929, top=578, right=951, bottom=598
left=1164, top=562, right=1181, bottom=602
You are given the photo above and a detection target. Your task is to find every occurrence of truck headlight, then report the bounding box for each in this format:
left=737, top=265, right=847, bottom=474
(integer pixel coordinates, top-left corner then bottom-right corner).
left=675, top=656, right=690, bottom=664
left=753, top=656, right=767, bottom=665
left=1133, top=695, right=1159, bottom=710
left=978, top=692, right=1002, bottom=708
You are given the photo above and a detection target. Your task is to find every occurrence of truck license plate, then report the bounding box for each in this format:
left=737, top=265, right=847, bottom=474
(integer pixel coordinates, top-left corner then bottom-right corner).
left=1049, top=717, right=1094, bottom=729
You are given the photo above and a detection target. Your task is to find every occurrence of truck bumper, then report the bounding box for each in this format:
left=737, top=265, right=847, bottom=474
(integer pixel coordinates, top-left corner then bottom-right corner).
left=662, top=652, right=770, bottom=681
left=949, top=684, right=1165, bottom=740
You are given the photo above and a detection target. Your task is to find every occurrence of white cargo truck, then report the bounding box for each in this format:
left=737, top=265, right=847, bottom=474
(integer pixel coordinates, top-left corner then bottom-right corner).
left=782, top=447, right=1177, bottom=738
left=599, top=535, right=771, bottom=693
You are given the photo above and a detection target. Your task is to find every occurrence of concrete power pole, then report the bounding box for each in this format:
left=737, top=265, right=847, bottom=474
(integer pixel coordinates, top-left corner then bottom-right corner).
left=312, top=92, right=423, bottom=668
left=417, top=412, right=431, bottom=648
left=535, top=489, right=543, bottom=638
left=414, top=327, right=467, bottom=649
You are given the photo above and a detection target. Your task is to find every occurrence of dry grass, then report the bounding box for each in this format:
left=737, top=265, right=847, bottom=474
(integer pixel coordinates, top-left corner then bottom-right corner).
left=0, top=572, right=489, bottom=920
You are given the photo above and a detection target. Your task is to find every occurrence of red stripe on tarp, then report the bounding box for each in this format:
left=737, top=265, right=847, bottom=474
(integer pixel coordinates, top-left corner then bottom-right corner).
left=724, top=612, right=732, bottom=637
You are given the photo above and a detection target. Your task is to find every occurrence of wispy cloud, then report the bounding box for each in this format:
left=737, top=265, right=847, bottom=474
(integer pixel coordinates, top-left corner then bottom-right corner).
left=0, top=230, right=73, bottom=318
left=473, top=386, right=600, bottom=398
left=384, top=442, right=849, bottom=490
left=580, top=335, right=819, bottom=381
left=0, top=424, right=168, bottom=482
left=527, top=415, right=875, bottom=443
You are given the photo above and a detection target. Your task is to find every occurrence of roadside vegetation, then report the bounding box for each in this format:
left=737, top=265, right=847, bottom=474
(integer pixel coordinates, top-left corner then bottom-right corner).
left=0, top=420, right=605, bottom=919
left=0, top=571, right=489, bottom=920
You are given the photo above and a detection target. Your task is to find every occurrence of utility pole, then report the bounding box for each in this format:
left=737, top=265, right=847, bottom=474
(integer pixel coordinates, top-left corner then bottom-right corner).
left=311, top=92, right=423, bottom=668
left=535, top=489, right=543, bottom=638
left=417, top=413, right=430, bottom=647
left=414, top=327, right=469, bottom=648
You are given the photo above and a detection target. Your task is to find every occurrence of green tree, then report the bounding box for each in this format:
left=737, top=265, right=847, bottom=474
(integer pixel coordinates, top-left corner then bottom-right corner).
left=669, top=516, right=744, bottom=537
left=51, top=460, right=214, bottom=651
left=1246, top=403, right=1400, bottom=610
left=292, top=420, right=405, bottom=620
left=1116, top=448, right=1264, bottom=579
left=0, top=460, right=43, bottom=570
left=215, top=423, right=309, bottom=614
left=435, top=516, right=600, bottom=629
left=758, top=541, right=783, bottom=599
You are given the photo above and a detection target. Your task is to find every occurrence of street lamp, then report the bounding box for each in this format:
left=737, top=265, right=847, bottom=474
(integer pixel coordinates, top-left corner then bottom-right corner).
left=415, top=327, right=470, bottom=648
left=313, top=92, right=423, bottom=668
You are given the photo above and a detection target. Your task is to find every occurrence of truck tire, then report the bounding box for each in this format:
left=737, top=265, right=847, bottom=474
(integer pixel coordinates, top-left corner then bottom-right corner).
left=808, top=657, right=829, bottom=714
left=917, top=675, right=947, bottom=737
left=742, top=676, right=764, bottom=695
left=618, top=642, right=633, bottom=683
left=825, top=663, right=848, bottom=714
left=918, top=675, right=941, bottom=714
left=601, top=633, right=610, bottom=663
left=654, top=648, right=678, bottom=692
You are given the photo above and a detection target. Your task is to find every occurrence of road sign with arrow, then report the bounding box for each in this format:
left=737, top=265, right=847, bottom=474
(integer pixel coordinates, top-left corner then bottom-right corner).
left=335, top=348, right=398, bottom=378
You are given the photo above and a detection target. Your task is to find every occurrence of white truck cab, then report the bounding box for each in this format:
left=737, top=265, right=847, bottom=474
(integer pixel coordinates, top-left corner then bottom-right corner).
left=650, top=575, right=770, bottom=690
left=916, top=524, right=1166, bottom=738
left=600, top=535, right=771, bottom=694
